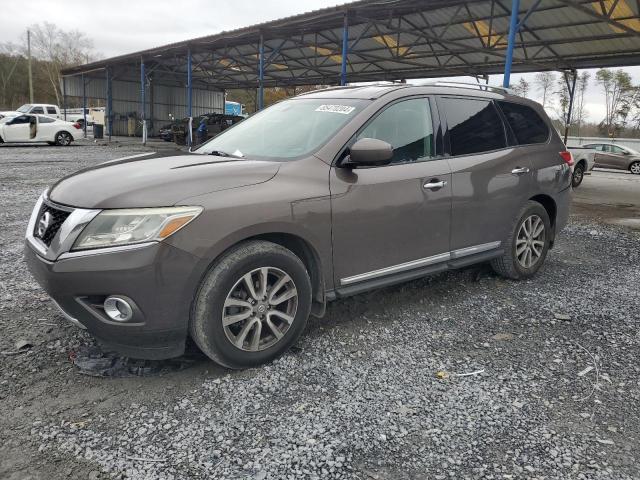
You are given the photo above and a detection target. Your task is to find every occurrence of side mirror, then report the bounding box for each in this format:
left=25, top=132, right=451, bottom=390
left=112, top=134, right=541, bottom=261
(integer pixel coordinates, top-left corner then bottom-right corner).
left=344, top=138, right=393, bottom=167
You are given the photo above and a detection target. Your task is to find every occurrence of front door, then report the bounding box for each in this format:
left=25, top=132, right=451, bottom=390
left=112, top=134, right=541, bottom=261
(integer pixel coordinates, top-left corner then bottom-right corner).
left=330, top=97, right=452, bottom=289
left=3, top=115, right=31, bottom=142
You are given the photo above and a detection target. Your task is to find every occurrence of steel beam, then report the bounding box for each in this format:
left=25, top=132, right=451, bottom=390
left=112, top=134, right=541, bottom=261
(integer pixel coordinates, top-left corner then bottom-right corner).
left=82, top=73, right=87, bottom=138
left=141, top=58, right=146, bottom=145
left=503, top=0, right=520, bottom=88
left=187, top=47, right=193, bottom=147
left=106, top=67, right=112, bottom=140
left=340, top=12, right=349, bottom=86
left=258, top=34, right=265, bottom=110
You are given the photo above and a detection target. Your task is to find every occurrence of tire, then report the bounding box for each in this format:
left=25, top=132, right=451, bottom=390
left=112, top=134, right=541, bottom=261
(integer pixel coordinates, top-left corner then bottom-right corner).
left=54, top=131, right=72, bottom=146
left=190, top=240, right=312, bottom=369
left=572, top=162, right=585, bottom=187
left=630, top=161, right=640, bottom=175
left=490, top=201, right=551, bottom=280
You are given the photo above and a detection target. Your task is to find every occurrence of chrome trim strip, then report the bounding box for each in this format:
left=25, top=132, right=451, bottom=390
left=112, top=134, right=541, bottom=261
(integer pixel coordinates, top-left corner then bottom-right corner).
left=341, top=252, right=451, bottom=286
left=450, top=241, right=501, bottom=259
left=57, top=241, right=157, bottom=260
left=52, top=300, right=86, bottom=329
left=339, top=241, right=502, bottom=286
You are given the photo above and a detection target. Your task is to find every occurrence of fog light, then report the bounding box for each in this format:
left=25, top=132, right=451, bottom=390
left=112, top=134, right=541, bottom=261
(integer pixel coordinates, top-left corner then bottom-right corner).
left=104, top=296, right=133, bottom=322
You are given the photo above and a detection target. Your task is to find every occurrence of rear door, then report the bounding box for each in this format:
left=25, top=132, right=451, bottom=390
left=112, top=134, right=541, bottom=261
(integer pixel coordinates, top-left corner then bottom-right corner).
left=330, top=97, right=452, bottom=289
left=438, top=96, right=535, bottom=252
left=607, top=145, right=631, bottom=169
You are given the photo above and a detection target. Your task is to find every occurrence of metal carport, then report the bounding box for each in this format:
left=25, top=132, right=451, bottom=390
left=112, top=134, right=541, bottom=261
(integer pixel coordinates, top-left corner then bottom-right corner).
left=61, top=0, right=640, bottom=143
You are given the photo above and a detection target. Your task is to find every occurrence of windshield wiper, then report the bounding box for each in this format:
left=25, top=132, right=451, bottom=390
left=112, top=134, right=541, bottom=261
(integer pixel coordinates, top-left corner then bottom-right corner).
left=208, top=150, right=243, bottom=158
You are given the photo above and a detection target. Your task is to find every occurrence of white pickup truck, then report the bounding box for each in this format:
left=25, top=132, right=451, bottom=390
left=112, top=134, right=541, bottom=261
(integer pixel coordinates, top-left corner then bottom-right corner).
left=567, top=146, right=597, bottom=188
left=1, top=104, right=94, bottom=127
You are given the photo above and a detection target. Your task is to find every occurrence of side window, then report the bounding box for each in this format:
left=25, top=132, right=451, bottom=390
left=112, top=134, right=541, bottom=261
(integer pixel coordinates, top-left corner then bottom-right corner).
left=610, top=145, right=625, bottom=154
left=602, top=145, right=613, bottom=152
left=10, top=115, right=31, bottom=125
left=441, top=98, right=506, bottom=156
left=38, top=115, right=55, bottom=123
left=357, top=98, right=434, bottom=164
left=497, top=101, right=549, bottom=145
left=46, top=107, right=57, bottom=114
left=31, top=107, right=44, bottom=114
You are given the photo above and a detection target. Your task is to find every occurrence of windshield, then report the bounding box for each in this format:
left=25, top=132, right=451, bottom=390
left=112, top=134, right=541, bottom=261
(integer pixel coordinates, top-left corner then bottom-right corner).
left=17, top=104, right=32, bottom=113
left=194, top=98, right=367, bottom=160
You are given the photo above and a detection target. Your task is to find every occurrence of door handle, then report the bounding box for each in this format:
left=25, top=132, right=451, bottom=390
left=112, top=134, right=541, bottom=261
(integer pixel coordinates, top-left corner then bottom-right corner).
left=423, top=180, right=447, bottom=190
left=511, top=167, right=530, bottom=175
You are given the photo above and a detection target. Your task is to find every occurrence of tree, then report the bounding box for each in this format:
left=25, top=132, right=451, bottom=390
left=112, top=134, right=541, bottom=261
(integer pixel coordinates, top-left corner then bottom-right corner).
left=595, top=68, right=634, bottom=137
left=27, top=22, right=95, bottom=105
left=0, top=43, right=24, bottom=108
left=512, top=78, right=530, bottom=98
left=535, top=71, right=556, bottom=108
left=574, top=72, right=590, bottom=136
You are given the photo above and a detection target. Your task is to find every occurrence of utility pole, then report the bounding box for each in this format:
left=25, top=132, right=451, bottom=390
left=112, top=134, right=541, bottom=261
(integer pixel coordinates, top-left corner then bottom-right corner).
left=27, top=30, right=34, bottom=103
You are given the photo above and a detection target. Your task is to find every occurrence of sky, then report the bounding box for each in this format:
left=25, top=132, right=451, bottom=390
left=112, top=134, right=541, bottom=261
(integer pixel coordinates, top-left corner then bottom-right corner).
left=1, top=0, right=639, bottom=123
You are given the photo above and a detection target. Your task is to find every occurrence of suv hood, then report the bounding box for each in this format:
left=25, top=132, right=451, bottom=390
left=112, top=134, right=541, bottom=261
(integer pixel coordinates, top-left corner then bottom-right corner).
left=49, top=152, right=280, bottom=209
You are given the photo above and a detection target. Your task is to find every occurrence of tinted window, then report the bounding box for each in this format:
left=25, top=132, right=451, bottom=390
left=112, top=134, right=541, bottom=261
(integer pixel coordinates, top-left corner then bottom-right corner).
left=497, top=101, right=549, bottom=145
left=46, top=107, right=57, bottom=114
left=441, top=98, right=506, bottom=156
left=31, top=107, right=44, bottom=114
left=10, top=115, right=31, bottom=125
left=358, top=98, right=434, bottom=164
left=38, top=115, right=55, bottom=123
left=583, top=144, right=603, bottom=151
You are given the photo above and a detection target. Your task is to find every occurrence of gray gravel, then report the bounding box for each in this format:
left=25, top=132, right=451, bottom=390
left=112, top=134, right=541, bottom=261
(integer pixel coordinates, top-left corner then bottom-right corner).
left=1, top=143, right=639, bottom=479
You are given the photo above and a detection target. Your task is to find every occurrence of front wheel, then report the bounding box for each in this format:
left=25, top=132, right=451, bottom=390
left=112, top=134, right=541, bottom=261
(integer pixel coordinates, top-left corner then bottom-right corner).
left=630, top=161, right=640, bottom=175
left=572, top=163, right=585, bottom=187
left=54, top=131, right=72, bottom=146
left=491, top=201, right=551, bottom=280
left=190, top=240, right=312, bottom=369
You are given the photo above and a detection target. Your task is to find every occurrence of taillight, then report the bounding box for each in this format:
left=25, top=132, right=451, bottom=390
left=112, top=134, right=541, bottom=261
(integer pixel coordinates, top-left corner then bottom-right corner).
left=72, top=123, right=82, bottom=129
left=559, top=151, right=573, bottom=166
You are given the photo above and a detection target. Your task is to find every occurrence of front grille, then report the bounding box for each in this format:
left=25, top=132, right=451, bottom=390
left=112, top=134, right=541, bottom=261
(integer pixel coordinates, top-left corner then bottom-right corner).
left=34, top=203, right=71, bottom=246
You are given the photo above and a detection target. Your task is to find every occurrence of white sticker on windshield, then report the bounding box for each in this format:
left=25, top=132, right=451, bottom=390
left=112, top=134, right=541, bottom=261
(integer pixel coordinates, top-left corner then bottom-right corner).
left=315, top=104, right=355, bottom=115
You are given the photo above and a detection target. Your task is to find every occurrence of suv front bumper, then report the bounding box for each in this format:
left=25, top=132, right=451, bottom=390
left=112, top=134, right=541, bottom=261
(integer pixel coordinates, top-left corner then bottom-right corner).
left=25, top=240, right=204, bottom=360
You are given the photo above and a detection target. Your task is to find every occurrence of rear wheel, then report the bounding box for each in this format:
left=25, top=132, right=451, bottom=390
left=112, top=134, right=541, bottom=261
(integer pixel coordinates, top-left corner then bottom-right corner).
left=630, top=161, right=640, bottom=175
left=491, top=201, right=551, bottom=280
left=190, top=240, right=312, bottom=369
left=54, top=131, right=72, bottom=146
left=572, top=162, right=585, bottom=187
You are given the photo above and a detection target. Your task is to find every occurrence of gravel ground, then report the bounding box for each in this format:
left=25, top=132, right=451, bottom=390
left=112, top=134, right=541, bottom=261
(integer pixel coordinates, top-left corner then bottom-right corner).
left=1, top=143, right=639, bottom=480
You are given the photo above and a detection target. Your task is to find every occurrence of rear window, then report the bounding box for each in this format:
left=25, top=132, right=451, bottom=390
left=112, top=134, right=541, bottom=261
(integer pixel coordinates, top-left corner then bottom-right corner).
left=38, top=115, right=55, bottom=123
left=497, top=101, right=549, bottom=145
left=47, top=107, right=57, bottom=114
left=441, top=98, right=506, bottom=156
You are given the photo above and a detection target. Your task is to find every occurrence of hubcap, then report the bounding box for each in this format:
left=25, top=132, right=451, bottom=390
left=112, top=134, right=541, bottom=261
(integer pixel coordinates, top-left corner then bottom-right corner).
left=573, top=168, right=583, bottom=183
left=631, top=162, right=640, bottom=174
left=516, top=214, right=545, bottom=269
left=222, top=267, right=298, bottom=352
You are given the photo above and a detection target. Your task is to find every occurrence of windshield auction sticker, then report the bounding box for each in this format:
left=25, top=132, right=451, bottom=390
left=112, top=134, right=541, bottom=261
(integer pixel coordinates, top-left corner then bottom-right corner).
left=315, top=104, right=355, bottom=115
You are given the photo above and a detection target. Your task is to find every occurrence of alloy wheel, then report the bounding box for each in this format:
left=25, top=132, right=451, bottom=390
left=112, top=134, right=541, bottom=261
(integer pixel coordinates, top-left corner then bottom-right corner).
left=572, top=166, right=583, bottom=185
left=516, top=214, right=545, bottom=269
left=631, top=162, right=640, bottom=175
left=57, top=132, right=71, bottom=146
left=222, top=267, right=298, bottom=352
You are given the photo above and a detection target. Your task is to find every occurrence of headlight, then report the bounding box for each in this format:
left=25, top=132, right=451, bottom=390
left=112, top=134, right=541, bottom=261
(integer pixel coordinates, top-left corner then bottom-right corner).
left=73, top=206, right=202, bottom=250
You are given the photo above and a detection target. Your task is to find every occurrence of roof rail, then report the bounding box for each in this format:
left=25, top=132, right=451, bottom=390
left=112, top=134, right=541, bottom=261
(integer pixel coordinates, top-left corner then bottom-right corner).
left=413, top=80, right=515, bottom=95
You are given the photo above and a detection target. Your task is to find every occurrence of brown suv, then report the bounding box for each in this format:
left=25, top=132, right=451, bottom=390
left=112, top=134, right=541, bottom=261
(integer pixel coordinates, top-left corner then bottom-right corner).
left=25, top=83, right=572, bottom=368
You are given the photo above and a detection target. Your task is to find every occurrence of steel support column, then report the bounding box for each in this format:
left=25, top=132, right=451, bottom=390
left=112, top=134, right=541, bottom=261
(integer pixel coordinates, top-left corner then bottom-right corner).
left=62, top=77, right=67, bottom=121
left=105, top=67, right=112, bottom=141
left=563, top=70, right=578, bottom=144
left=503, top=0, right=521, bottom=88
left=140, top=58, right=146, bottom=145
left=340, top=12, right=349, bottom=86
left=82, top=73, right=87, bottom=138
left=187, top=47, right=193, bottom=147
left=258, top=34, right=265, bottom=111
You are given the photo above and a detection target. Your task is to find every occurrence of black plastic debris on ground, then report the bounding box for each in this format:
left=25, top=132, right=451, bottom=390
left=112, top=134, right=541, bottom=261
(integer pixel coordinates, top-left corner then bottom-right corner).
left=69, top=345, right=198, bottom=377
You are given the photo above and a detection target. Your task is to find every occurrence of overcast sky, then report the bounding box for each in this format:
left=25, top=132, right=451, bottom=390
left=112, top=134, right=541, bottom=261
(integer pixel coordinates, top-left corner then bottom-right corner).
left=2, top=0, right=638, bottom=123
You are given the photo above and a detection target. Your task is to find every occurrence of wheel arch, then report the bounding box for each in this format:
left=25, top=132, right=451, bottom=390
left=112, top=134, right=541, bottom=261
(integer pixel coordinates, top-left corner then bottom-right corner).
left=529, top=193, right=557, bottom=246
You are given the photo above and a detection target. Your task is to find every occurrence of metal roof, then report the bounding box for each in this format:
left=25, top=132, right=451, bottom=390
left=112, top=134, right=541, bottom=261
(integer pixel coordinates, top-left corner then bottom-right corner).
left=62, top=0, right=640, bottom=88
